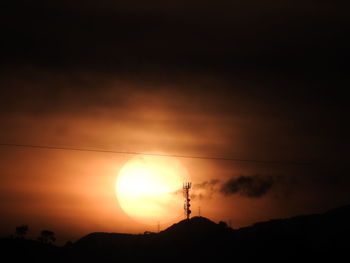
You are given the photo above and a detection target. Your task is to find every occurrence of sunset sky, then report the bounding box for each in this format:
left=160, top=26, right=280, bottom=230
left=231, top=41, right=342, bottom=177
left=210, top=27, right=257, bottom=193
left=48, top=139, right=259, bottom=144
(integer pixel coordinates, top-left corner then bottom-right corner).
left=1, top=1, right=349, bottom=244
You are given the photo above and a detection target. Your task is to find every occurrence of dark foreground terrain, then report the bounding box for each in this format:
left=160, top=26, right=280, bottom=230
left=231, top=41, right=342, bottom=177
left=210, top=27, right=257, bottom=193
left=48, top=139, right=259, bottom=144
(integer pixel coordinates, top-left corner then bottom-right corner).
left=1, top=204, right=350, bottom=262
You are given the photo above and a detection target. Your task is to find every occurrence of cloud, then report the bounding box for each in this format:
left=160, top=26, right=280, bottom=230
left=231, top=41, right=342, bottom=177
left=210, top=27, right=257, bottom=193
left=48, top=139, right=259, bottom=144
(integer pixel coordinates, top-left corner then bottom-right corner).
left=220, top=175, right=274, bottom=198
left=193, top=179, right=220, bottom=190
left=1, top=0, right=348, bottom=77
left=190, top=179, right=220, bottom=200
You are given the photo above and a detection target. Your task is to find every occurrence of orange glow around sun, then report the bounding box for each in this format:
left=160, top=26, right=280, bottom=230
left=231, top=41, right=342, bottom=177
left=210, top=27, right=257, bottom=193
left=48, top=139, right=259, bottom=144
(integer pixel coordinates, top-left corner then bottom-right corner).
left=115, top=155, right=190, bottom=225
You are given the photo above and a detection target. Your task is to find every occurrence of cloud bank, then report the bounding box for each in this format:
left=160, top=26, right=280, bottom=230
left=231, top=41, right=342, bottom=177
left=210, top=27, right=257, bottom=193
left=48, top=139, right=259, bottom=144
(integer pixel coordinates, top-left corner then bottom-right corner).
left=220, top=175, right=274, bottom=198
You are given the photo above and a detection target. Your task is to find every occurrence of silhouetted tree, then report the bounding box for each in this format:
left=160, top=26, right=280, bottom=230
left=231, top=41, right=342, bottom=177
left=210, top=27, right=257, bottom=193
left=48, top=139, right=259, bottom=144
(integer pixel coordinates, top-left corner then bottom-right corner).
left=38, top=230, right=56, bottom=244
left=64, top=240, right=73, bottom=247
left=218, top=221, right=228, bottom=228
left=15, top=225, right=28, bottom=239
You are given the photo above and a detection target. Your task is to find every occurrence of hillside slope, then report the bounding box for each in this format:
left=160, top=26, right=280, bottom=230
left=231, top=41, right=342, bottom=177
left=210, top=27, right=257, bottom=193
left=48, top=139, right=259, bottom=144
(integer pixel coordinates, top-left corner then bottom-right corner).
left=2, top=205, right=349, bottom=262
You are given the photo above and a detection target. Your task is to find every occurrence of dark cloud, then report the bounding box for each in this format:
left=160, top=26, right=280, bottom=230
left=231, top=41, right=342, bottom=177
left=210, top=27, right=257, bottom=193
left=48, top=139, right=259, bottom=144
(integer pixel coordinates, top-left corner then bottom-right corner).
left=1, top=0, right=349, bottom=78
left=220, top=175, right=274, bottom=198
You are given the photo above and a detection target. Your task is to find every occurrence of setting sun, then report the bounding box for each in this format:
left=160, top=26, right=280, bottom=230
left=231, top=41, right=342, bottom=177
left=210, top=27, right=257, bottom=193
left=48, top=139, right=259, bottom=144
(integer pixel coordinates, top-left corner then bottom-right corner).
left=115, top=155, right=190, bottom=225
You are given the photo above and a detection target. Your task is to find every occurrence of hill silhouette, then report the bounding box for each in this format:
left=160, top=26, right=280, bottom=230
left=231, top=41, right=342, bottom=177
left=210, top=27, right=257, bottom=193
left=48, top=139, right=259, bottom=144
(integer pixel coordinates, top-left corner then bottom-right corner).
left=159, top=216, right=232, bottom=238
left=1, top=205, right=349, bottom=262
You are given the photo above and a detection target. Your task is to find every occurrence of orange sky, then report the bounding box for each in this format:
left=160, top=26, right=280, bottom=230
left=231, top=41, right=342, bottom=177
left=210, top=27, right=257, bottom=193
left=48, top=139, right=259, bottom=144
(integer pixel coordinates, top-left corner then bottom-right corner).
left=1, top=69, right=349, bottom=244
left=0, top=2, right=349, bottom=244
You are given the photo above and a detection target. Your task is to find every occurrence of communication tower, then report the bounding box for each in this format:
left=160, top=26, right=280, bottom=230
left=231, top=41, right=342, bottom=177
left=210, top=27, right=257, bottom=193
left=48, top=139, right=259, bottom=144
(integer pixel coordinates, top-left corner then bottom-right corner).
left=183, top=182, right=192, bottom=220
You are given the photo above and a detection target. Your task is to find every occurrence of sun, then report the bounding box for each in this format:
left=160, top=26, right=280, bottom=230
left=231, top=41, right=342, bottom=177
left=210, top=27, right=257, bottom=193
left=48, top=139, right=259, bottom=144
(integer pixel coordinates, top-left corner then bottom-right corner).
left=115, top=154, right=190, bottom=225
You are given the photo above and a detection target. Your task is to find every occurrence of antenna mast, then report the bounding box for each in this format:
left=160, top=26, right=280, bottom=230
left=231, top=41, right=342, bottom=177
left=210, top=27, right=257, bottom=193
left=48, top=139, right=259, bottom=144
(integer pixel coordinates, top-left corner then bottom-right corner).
left=183, top=182, right=192, bottom=220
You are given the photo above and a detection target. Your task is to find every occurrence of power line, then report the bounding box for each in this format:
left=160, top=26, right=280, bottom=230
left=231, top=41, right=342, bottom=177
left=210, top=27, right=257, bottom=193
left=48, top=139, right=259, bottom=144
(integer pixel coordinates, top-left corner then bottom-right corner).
left=0, top=143, right=311, bottom=165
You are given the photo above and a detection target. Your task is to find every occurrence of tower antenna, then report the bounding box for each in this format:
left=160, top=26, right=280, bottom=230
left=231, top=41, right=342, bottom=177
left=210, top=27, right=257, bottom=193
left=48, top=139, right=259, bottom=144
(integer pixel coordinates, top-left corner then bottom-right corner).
left=183, top=182, right=192, bottom=220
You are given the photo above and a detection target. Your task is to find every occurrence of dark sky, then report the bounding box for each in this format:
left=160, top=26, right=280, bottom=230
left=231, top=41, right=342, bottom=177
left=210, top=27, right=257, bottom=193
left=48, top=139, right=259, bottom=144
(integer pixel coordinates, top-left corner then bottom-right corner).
left=0, top=1, right=349, bottom=243
left=1, top=1, right=349, bottom=71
